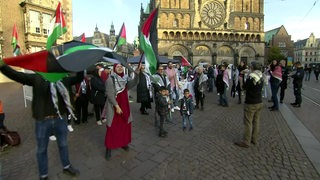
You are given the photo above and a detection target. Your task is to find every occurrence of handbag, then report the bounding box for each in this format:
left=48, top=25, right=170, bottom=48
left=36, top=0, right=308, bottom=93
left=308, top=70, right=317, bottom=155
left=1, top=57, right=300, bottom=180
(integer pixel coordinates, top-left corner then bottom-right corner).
left=1, top=131, right=21, bottom=146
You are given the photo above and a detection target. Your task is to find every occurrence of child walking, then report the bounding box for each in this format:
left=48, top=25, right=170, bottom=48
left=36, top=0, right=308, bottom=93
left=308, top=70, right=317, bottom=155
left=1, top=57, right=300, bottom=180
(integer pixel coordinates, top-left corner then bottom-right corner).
left=179, top=89, right=194, bottom=131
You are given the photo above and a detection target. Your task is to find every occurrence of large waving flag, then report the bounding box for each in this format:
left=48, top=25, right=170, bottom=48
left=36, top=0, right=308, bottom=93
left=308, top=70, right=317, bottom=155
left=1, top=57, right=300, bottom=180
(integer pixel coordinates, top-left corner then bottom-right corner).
left=46, top=2, right=67, bottom=50
left=2, top=40, right=133, bottom=76
left=113, top=23, right=126, bottom=51
left=11, top=24, right=21, bottom=56
left=139, top=8, right=158, bottom=75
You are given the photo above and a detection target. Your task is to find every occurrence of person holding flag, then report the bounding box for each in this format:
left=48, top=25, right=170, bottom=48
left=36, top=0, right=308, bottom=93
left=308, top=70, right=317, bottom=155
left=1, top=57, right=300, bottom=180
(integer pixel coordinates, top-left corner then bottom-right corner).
left=103, top=63, right=140, bottom=160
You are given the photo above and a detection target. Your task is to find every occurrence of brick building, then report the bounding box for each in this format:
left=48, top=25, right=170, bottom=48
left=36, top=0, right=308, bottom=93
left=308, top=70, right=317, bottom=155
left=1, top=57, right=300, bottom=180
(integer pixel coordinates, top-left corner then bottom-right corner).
left=264, top=25, right=294, bottom=65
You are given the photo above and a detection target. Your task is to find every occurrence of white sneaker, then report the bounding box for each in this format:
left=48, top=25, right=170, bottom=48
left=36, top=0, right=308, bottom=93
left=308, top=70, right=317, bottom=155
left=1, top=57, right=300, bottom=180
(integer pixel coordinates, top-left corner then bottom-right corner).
left=171, top=109, right=174, bottom=113
left=97, top=120, right=102, bottom=126
left=67, top=125, right=74, bottom=132
left=101, top=119, right=107, bottom=123
left=49, top=135, right=56, bottom=141
left=174, top=106, right=180, bottom=110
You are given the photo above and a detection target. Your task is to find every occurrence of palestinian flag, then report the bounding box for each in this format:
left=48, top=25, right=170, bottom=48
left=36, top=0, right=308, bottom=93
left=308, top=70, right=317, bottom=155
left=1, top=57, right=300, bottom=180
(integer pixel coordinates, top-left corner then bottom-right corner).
left=46, top=2, right=67, bottom=50
left=11, top=24, right=21, bottom=56
left=81, top=33, right=86, bottom=42
left=181, top=56, right=191, bottom=66
left=139, top=8, right=158, bottom=75
left=2, top=41, right=133, bottom=79
left=181, top=56, right=192, bottom=75
left=113, top=23, right=126, bottom=51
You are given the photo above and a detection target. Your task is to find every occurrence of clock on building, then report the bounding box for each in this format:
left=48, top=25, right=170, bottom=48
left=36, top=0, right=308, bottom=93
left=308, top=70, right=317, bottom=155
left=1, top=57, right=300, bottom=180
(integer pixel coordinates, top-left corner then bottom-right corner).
left=200, top=0, right=226, bottom=28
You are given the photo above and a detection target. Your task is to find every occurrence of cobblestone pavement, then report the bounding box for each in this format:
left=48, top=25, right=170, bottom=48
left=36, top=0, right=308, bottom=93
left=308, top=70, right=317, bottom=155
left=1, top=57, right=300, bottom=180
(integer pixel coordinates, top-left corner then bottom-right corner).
left=0, top=82, right=319, bottom=180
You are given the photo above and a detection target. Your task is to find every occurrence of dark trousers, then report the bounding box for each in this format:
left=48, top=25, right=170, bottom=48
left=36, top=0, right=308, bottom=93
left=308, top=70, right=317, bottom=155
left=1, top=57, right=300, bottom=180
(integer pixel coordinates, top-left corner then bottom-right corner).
left=270, top=80, right=280, bottom=109
left=94, top=104, right=104, bottom=122
left=195, top=90, right=204, bottom=108
left=280, top=86, right=286, bottom=102
left=294, top=85, right=302, bottom=105
left=75, top=95, right=89, bottom=123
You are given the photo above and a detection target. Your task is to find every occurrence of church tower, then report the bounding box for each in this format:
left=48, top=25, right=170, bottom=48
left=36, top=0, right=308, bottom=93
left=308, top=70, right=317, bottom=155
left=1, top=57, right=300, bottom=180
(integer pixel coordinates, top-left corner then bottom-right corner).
left=109, top=22, right=117, bottom=49
left=144, top=0, right=265, bottom=65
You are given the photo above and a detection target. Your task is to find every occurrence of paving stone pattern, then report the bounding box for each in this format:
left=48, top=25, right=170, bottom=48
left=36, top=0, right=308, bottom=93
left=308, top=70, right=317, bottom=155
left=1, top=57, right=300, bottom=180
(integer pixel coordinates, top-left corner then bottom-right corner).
left=0, top=83, right=319, bottom=180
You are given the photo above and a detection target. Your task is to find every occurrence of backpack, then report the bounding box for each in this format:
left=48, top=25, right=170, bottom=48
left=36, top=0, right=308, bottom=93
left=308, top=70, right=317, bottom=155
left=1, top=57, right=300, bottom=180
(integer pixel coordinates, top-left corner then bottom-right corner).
left=216, top=73, right=224, bottom=93
left=1, top=128, right=21, bottom=146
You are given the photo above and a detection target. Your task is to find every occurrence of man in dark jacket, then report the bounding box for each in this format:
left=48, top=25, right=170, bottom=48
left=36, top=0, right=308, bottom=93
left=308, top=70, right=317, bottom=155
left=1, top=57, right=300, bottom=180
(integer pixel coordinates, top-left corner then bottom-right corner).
left=0, top=59, right=82, bottom=179
left=235, top=61, right=263, bottom=148
left=290, top=61, right=304, bottom=107
left=279, top=60, right=289, bottom=103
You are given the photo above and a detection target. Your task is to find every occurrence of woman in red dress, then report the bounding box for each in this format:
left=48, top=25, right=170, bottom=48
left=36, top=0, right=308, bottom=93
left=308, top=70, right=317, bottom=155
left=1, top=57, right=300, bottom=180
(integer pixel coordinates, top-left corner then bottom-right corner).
left=103, top=63, right=139, bottom=159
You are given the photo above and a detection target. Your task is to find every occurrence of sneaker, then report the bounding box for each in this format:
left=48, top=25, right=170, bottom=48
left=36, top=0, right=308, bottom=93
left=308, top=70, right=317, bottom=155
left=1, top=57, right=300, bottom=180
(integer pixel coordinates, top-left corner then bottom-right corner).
left=183, top=127, right=186, bottom=131
left=49, top=135, right=56, bottom=141
left=97, top=120, right=102, bottom=126
left=101, top=119, right=107, bottom=123
left=39, top=175, right=48, bottom=180
left=67, top=125, right=74, bottom=132
left=174, top=106, right=180, bottom=110
left=63, top=165, right=80, bottom=176
left=171, top=109, right=174, bottom=113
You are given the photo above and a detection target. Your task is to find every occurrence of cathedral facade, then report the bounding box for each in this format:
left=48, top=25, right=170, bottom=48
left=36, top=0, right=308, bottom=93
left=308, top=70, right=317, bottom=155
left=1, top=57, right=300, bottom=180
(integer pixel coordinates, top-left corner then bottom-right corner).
left=146, top=0, right=265, bottom=66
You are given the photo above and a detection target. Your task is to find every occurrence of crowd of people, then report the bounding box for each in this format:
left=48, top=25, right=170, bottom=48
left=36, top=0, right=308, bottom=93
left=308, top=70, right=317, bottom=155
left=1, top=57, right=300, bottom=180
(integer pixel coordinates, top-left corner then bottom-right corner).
left=0, top=55, right=309, bottom=179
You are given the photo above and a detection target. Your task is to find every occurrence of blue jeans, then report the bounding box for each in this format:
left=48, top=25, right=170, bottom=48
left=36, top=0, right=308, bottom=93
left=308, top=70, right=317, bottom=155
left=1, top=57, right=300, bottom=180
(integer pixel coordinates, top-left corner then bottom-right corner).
left=270, top=79, right=280, bottom=109
left=36, top=117, right=70, bottom=176
left=219, top=84, right=228, bottom=106
left=182, top=114, right=193, bottom=128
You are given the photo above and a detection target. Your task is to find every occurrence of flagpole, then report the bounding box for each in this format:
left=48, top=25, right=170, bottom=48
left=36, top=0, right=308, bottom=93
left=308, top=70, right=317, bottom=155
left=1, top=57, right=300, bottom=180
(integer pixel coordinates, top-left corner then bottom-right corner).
left=113, top=23, right=124, bottom=51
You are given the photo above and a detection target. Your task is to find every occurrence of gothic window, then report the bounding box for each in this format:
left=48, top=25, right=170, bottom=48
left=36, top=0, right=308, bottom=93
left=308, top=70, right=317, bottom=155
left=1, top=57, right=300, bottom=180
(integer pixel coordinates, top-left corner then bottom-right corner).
left=245, top=22, right=250, bottom=30
left=279, top=42, right=286, bottom=47
left=42, top=13, right=52, bottom=35
left=29, top=10, right=41, bottom=34
left=173, top=19, right=179, bottom=28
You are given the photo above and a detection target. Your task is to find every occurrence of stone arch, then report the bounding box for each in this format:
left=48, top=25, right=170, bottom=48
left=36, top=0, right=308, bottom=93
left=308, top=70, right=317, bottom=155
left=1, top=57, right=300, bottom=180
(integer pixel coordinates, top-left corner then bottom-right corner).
left=238, top=45, right=256, bottom=64
left=183, top=14, right=191, bottom=28
left=159, top=13, right=168, bottom=28
left=194, top=45, right=211, bottom=56
left=200, top=32, right=205, bottom=40
left=254, top=18, right=260, bottom=31
left=162, top=31, right=169, bottom=39
left=206, top=32, right=212, bottom=40
left=216, top=45, right=235, bottom=65
left=188, top=32, right=193, bottom=40
left=182, top=31, right=187, bottom=40
left=168, top=44, right=189, bottom=58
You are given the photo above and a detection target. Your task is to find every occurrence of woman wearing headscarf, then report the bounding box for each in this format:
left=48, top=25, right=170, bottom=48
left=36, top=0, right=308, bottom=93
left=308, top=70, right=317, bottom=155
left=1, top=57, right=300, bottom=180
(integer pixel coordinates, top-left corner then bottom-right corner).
left=103, top=63, right=140, bottom=160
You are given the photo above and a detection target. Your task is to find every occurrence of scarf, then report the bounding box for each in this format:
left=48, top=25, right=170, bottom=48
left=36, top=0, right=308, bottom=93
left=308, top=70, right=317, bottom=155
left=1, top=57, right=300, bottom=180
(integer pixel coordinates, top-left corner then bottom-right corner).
left=112, top=73, right=128, bottom=96
left=249, top=70, right=263, bottom=85
left=50, top=80, right=76, bottom=120
left=143, top=72, right=153, bottom=98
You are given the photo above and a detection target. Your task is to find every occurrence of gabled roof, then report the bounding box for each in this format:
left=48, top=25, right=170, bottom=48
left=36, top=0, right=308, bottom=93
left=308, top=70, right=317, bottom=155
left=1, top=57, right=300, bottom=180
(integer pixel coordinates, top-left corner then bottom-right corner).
left=294, top=38, right=308, bottom=48
left=265, top=26, right=281, bottom=43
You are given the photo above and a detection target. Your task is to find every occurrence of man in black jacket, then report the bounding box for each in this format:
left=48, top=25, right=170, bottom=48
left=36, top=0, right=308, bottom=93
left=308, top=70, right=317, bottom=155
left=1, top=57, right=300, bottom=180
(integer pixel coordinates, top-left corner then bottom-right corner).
left=279, top=59, right=289, bottom=103
left=0, top=59, right=82, bottom=179
left=290, top=61, right=304, bottom=107
left=235, top=61, right=263, bottom=148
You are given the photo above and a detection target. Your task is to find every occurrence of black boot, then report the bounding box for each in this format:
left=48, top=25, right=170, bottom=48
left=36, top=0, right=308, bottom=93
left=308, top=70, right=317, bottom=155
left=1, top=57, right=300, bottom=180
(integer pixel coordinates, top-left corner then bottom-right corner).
left=105, top=148, right=111, bottom=160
